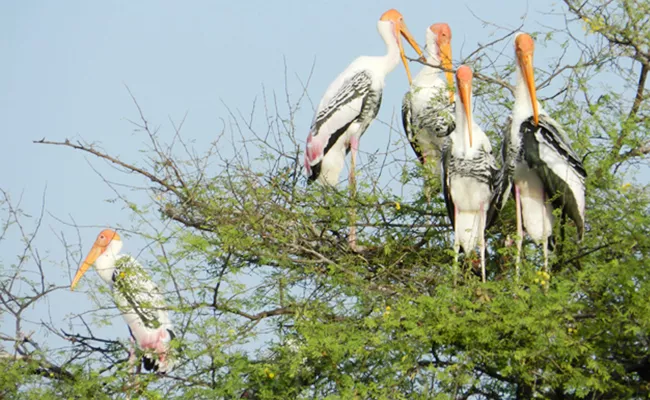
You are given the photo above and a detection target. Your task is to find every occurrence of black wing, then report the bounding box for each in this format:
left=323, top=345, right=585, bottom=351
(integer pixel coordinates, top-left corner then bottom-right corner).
left=521, top=114, right=586, bottom=238
left=441, top=144, right=455, bottom=228
left=486, top=116, right=514, bottom=227
left=307, top=71, right=374, bottom=182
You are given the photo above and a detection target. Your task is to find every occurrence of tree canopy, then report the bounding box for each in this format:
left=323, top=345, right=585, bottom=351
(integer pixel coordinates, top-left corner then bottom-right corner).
left=2, top=0, right=650, bottom=398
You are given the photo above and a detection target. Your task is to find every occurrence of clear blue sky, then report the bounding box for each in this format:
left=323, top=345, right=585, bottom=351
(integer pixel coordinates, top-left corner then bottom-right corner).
left=0, top=1, right=573, bottom=353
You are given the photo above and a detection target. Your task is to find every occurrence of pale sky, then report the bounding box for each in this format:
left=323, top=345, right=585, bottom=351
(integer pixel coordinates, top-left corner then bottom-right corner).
left=1, top=0, right=578, bottom=356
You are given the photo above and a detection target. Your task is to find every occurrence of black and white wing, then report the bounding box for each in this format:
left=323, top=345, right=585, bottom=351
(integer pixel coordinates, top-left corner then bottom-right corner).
left=401, top=91, right=455, bottom=165
left=487, top=116, right=514, bottom=225
left=304, top=70, right=374, bottom=181
left=401, top=92, right=425, bottom=163
left=441, top=144, right=455, bottom=228
left=521, top=114, right=587, bottom=237
left=112, top=256, right=176, bottom=373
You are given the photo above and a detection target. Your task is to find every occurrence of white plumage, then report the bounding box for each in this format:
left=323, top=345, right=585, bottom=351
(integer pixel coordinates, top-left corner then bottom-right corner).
left=71, top=229, right=177, bottom=374
left=496, top=32, right=587, bottom=272
left=442, top=65, right=497, bottom=282
left=304, top=9, right=423, bottom=186
left=402, top=23, right=455, bottom=174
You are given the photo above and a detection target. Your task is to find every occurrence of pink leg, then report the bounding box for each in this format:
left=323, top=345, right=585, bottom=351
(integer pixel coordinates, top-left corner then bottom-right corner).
left=515, top=185, right=523, bottom=279
left=480, top=202, right=486, bottom=283
left=128, top=337, right=137, bottom=373
left=155, top=329, right=172, bottom=373
left=453, top=205, right=459, bottom=286
left=541, top=190, right=549, bottom=275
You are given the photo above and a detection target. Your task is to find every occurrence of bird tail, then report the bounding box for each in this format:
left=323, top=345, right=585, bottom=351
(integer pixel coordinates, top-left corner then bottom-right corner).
left=142, top=353, right=176, bottom=374
left=142, top=329, right=177, bottom=374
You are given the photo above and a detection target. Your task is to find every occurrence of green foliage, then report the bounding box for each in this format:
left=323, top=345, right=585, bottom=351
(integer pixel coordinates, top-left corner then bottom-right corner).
left=2, top=1, right=650, bottom=398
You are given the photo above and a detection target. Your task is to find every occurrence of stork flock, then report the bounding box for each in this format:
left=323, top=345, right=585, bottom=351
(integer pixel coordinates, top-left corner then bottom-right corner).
left=304, top=9, right=586, bottom=282
left=67, top=9, right=586, bottom=376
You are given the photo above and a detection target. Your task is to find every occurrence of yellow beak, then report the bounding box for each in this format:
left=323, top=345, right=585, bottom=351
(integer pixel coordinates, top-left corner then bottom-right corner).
left=439, top=42, right=454, bottom=103
left=519, top=52, right=539, bottom=125
left=459, top=79, right=473, bottom=148
left=70, top=244, right=103, bottom=290
left=396, top=22, right=424, bottom=85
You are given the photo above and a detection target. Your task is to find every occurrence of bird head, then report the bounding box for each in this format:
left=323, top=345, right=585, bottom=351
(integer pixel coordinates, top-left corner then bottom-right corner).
left=515, top=32, right=539, bottom=125
left=380, top=9, right=424, bottom=84
left=70, top=229, right=121, bottom=290
left=429, top=23, right=454, bottom=103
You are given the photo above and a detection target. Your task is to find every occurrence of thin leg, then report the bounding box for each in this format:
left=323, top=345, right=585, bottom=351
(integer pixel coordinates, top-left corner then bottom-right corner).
left=541, top=192, right=550, bottom=277
left=480, top=203, right=486, bottom=283
left=515, top=185, right=523, bottom=280
left=348, top=137, right=359, bottom=251
left=453, top=205, right=459, bottom=286
left=543, top=236, right=549, bottom=274
left=128, top=337, right=137, bottom=373
left=453, top=242, right=460, bottom=287
left=126, top=337, right=141, bottom=399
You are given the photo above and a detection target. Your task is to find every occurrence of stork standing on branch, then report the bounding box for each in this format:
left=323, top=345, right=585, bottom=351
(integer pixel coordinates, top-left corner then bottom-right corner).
left=492, top=33, right=587, bottom=275
left=442, top=65, right=498, bottom=282
left=303, top=8, right=423, bottom=249
left=304, top=9, right=423, bottom=186
left=70, top=229, right=177, bottom=374
left=402, top=23, right=455, bottom=176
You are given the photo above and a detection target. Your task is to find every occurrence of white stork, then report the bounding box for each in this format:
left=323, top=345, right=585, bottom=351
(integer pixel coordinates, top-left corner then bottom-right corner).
left=493, top=32, right=586, bottom=273
left=304, top=8, right=423, bottom=186
left=402, top=23, right=455, bottom=174
left=71, top=229, right=177, bottom=374
left=442, top=65, right=498, bottom=282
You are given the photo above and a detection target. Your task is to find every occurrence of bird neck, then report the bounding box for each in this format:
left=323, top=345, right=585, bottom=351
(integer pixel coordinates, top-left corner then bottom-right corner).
left=424, top=44, right=441, bottom=67
left=94, top=240, right=123, bottom=284
left=413, top=63, right=444, bottom=86
left=377, top=20, right=401, bottom=75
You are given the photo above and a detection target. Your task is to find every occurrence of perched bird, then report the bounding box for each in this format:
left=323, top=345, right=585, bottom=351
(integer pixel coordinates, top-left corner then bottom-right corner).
left=493, top=32, right=586, bottom=273
left=71, top=229, right=177, bottom=373
left=442, top=65, right=498, bottom=282
left=304, top=8, right=423, bottom=186
left=402, top=22, right=455, bottom=175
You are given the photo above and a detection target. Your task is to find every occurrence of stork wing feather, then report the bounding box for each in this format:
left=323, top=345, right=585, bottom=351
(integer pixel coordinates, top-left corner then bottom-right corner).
left=305, top=70, right=373, bottom=178
left=427, top=101, right=456, bottom=138
left=441, top=145, right=455, bottom=228
left=487, top=116, right=514, bottom=225
left=401, top=93, right=425, bottom=163
left=112, top=256, right=169, bottom=330
left=521, top=114, right=587, bottom=237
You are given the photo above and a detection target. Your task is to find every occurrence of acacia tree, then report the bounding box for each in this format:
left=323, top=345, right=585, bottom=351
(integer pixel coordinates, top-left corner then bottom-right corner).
left=2, top=0, right=650, bottom=398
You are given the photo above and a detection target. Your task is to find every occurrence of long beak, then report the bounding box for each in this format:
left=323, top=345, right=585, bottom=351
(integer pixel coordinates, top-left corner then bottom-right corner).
left=519, top=52, right=539, bottom=125
left=459, top=80, right=473, bottom=148
left=439, top=42, right=454, bottom=103
left=397, top=23, right=424, bottom=85
left=70, top=245, right=103, bottom=290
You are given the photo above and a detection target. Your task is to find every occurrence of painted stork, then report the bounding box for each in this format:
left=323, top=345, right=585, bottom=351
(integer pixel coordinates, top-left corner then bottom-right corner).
left=402, top=23, right=455, bottom=175
left=70, top=229, right=177, bottom=374
left=304, top=8, right=424, bottom=186
left=493, top=32, right=586, bottom=274
left=442, top=65, right=498, bottom=282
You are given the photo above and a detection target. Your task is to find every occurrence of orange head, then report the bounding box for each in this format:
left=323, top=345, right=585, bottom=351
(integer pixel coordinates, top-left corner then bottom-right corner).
left=430, top=23, right=453, bottom=103
left=380, top=9, right=424, bottom=84
left=70, top=229, right=121, bottom=290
